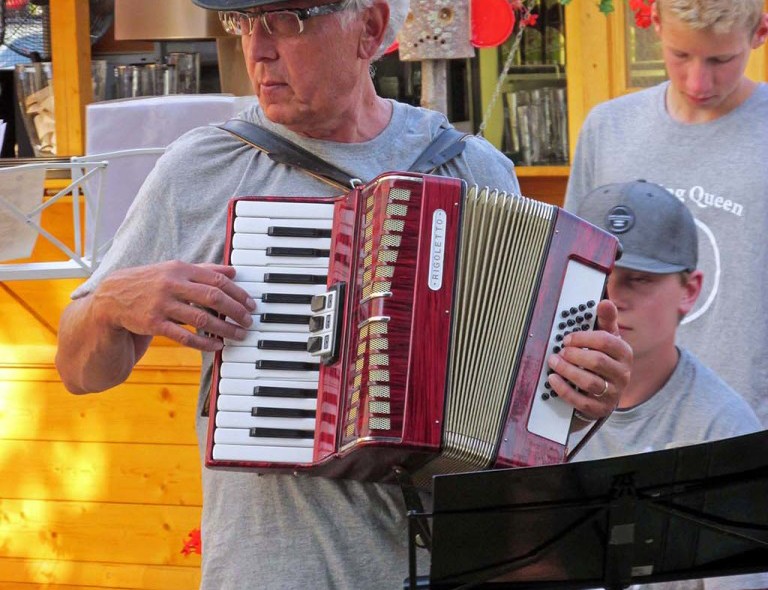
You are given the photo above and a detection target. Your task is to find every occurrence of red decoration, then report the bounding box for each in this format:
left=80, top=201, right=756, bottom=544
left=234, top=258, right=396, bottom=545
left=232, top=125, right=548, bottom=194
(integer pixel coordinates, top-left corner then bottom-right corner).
left=471, top=0, right=516, bottom=48
left=383, top=40, right=399, bottom=55
left=181, top=528, right=202, bottom=556
left=629, top=0, right=655, bottom=29
left=521, top=13, right=539, bottom=27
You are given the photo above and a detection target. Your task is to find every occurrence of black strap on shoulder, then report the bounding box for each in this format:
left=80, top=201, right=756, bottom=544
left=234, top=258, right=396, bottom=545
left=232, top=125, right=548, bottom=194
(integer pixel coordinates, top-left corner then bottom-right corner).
left=407, top=125, right=468, bottom=174
left=220, top=118, right=358, bottom=190
left=218, top=118, right=469, bottom=190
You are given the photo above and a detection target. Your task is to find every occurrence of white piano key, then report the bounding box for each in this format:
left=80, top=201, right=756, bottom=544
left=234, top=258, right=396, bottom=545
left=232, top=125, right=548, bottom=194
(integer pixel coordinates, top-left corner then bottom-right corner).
left=216, top=394, right=317, bottom=412
left=224, top=330, right=307, bottom=348
left=236, top=200, right=335, bottom=219
left=222, top=346, right=315, bottom=364
left=231, top=249, right=330, bottom=268
left=220, top=362, right=319, bottom=381
left=233, top=279, right=327, bottom=298
left=212, top=443, right=315, bottom=463
left=214, top=428, right=314, bottom=448
left=241, top=301, right=312, bottom=316
left=232, top=234, right=332, bottom=251
left=226, top=329, right=310, bottom=347
left=249, top=315, right=311, bottom=333
left=224, top=313, right=310, bottom=334
left=230, top=266, right=327, bottom=283
left=233, top=217, right=333, bottom=234
left=215, top=411, right=316, bottom=431
left=217, top=377, right=318, bottom=396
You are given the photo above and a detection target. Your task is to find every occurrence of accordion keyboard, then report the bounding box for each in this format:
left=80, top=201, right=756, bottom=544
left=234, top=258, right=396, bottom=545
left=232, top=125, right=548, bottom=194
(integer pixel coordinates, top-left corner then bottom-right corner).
left=211, top=200, right=335, bottom=463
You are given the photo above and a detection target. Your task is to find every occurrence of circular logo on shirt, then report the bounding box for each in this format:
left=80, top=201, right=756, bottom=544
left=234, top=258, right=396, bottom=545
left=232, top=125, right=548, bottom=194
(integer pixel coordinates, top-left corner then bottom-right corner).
left=605, top=205, right=635, bottom=234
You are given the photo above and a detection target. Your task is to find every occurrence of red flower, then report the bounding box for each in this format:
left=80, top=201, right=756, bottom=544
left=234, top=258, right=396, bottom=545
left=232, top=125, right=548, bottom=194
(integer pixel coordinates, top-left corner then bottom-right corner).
left=629, top=0, right=655, bottom=29
left=181, top=528, right=202, bottom=556
left=522, top=13, right=539, bottom=27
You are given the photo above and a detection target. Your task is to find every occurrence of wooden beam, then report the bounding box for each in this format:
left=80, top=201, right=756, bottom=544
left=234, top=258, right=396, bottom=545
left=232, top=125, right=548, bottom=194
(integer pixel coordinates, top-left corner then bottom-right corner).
left=49, top=0, right=92, bottom=156
left=565, top=3, right=613, bottom=163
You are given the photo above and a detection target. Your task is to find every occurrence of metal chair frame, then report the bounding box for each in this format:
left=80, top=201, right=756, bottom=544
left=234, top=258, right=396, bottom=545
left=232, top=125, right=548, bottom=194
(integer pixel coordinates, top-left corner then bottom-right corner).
left=0, top=160, right=106, bottom=280
left=0, top=147, right=164, bottom=280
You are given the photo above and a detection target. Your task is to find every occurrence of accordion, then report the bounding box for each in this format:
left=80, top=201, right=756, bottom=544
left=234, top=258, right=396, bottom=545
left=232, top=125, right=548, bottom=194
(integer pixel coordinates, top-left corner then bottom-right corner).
left=205, top=172, right=619, bottom=485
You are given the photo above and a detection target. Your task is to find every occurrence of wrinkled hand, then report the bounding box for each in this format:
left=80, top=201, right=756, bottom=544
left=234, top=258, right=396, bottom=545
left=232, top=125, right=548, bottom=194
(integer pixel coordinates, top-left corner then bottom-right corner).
left=546, top=299, right=632, bottom=420
left=94, top=260, right=255, bottom=351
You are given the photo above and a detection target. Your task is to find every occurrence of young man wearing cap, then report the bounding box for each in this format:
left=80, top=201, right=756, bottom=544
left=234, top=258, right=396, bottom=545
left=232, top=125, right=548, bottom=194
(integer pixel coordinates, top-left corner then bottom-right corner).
left=575, top=180, right=765, bottom=590
left=575, top=179, right=761, bottom=462
left=565, top=0, right=768, bottom=427
left=53, top=2, right=631, bottom=589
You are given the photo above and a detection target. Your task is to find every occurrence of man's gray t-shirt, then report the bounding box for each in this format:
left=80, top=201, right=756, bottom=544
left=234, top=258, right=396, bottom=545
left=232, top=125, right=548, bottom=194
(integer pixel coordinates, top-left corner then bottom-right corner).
left=76, top=100, right=520, bottom=590
left=565, top=82, right=768, bottom=427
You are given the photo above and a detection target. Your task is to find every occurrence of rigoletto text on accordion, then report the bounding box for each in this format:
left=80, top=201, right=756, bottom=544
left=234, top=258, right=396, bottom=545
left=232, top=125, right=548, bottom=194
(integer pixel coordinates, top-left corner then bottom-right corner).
left=205, top=172, right=620, bottom=485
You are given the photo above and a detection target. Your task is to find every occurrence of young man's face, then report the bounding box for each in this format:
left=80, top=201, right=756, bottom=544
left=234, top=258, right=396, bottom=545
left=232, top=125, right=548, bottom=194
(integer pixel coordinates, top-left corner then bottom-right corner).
left=654, top=9, right=768, bottom=121
left=607, top=268, right=701, bottom=362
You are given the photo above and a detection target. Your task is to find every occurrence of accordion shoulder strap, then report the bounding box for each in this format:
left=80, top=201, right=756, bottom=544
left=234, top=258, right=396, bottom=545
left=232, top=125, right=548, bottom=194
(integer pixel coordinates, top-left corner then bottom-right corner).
left=219, top=118, right=357, bottom=190
left=218, top=118, right=469, bottom=191
left=407, top=125, right=469, bottom=174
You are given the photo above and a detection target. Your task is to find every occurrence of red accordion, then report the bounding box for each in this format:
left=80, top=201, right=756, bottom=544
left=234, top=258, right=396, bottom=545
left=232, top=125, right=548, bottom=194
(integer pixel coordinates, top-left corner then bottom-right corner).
left=205, top=172, right=619, bottom=485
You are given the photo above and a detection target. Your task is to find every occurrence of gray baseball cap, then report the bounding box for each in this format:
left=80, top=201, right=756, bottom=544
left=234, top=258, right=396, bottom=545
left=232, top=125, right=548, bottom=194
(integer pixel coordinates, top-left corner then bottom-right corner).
left=575, top=179, right=698, bottom=274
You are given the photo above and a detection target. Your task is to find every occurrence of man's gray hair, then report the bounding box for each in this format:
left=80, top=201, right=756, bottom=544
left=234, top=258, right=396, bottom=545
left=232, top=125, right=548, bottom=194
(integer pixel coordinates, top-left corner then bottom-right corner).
left=656, top=0, right=765, bottom=34
left=340, top=0, right=411, bottom=58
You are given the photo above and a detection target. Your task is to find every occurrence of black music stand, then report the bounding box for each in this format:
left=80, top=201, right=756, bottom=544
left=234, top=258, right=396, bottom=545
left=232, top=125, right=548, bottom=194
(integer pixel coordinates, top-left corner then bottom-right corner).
left=404, top=429, right=768, bottom=590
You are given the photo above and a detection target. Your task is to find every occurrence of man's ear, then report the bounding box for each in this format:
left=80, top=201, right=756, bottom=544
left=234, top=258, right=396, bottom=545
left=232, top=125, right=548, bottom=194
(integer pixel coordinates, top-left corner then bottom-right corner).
left=358, top=1, right=389, bottom=59
left=751, top=13, right=768, bottom=50
left=679, top=270, right=703, bottom=317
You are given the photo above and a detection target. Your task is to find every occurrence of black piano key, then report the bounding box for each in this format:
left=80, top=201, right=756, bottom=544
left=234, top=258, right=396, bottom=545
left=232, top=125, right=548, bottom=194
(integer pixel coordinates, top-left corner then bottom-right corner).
left=257, top=339, right=309, bottom=351
left=253, top=385, right=317, bottom=398
left=265, top=272, right=327, bottom=285
left=255, top=359, right=320, bottom=371
left=267, top=246, right=331, bottom=258
left=250, top=427, right=315, bottom=439
left=252, top=407, right=317, bottom=419
left=260, top=313, right=311, bottom=325
left=268, top=226, right=332, bottom=238
left=261, top=293, right=314, bottom=305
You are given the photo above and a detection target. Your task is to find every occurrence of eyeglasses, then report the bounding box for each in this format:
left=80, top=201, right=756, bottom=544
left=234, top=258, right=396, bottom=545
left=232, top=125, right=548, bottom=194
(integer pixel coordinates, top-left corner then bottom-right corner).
left=218, top=2, right=348, bottom=38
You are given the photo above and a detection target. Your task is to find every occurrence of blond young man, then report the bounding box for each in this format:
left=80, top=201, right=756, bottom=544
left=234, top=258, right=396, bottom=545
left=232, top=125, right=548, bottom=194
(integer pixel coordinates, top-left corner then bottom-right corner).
left=565, top=0, right=768, bottom=427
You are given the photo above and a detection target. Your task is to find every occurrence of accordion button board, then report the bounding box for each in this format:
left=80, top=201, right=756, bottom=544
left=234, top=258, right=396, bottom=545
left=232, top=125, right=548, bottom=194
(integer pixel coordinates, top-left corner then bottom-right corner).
left=526, top=260, right=605, bottom=445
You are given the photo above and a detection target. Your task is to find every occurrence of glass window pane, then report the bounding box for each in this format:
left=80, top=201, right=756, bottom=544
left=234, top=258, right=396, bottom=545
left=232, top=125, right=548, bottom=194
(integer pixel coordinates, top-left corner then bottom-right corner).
left=625, top=10, right=667, bottom=88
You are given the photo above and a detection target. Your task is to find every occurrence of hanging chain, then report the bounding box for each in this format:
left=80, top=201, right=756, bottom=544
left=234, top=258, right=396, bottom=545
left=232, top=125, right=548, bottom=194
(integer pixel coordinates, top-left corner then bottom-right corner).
left=476, top=25, right=526, bottom=138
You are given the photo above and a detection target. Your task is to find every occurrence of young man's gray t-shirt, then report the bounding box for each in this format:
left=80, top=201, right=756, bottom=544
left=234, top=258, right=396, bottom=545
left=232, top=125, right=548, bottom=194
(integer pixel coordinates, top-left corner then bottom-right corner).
left=565, top=82, right=768, bottom=427
left=575, top=348, right=761, bottom=462
left=75, top=100, right=520, bottom=590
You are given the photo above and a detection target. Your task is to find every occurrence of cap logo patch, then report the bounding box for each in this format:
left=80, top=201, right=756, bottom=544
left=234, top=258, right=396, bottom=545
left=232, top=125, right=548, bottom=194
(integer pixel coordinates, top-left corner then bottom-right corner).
left=606, top=205, right=635, bottom=234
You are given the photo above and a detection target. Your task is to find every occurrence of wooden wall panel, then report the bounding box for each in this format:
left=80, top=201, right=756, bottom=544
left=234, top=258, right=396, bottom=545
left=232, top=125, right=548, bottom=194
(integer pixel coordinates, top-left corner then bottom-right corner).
left=0, top=440, right=202, bottom=506
left=0, top=381, right=199, bottom=445
left=1, top=499, right=201, bottom=566
left=1, top=346, right=203, bottom=589
left=1, top=558, right=200, bottom=589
